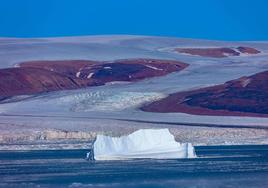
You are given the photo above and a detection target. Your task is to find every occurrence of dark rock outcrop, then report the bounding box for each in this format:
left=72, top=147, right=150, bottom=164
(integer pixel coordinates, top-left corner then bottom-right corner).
left=0, top=67, right=83, bottom=97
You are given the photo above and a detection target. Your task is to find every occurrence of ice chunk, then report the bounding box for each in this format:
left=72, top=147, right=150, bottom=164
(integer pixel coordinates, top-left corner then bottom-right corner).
left=93, top=129, right=196, bottom=160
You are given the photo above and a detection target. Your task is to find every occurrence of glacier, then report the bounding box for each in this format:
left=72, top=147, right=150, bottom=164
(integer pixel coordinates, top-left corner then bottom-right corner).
left=92, top=129, right=196, bottom=160
left=71, top=91, right=166, bottom=112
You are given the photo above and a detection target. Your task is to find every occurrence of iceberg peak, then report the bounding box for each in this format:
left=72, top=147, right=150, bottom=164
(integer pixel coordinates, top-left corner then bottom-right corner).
left=92, top=129, right=196, bottom=160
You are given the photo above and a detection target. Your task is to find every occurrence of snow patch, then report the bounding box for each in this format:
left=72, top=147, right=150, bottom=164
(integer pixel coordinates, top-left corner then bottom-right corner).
left=105, top=81, right=131, bottom=86
left=222, top=52, right=234, bottom=57
left=241, top=78, right=251, bottom=87
left=14, top=63, right=20, bottom=68
left=145, top=65, right=163, bottom=71
left=232, top=48, right=242, bottom=55
left=87, top=73, right=94, bottom=79
left=103, top=66, right=112, bottom=69
left=93, top=129, right=196, bottom=160
left=76, top=71, right=81, bottom=78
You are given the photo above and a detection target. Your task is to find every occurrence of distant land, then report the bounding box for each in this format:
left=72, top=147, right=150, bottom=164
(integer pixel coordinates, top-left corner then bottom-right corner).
left=0, top=35, right=267, bottom=149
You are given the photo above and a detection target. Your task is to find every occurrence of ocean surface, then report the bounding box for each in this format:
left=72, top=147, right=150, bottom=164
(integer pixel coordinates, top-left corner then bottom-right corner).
left=0, top=145, right=268, bottom=188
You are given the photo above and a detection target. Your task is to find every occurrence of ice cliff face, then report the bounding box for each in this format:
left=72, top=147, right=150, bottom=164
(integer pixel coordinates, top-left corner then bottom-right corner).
left=93, top=129, right=196, bottom=160
left=0, top=129, right=96, bottom=143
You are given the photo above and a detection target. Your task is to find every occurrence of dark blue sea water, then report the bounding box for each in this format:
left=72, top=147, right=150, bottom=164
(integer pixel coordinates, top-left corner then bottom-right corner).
left=0, top=145, right=268, bottom=188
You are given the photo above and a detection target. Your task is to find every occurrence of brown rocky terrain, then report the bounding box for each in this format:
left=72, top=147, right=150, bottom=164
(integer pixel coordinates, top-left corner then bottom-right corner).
left=0, top=59, right=188, bottom=99
left=142, top=70, right=268, bottom=117
left=175, top=46, right=260, bottom=58
left=0, top=67, right=85, bottom=100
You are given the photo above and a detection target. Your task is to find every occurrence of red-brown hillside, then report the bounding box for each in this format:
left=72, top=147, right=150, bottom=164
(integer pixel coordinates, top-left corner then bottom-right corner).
left=0, top=59, right=188, bottom=99
left=175, top=46, right=260, bottom=58
left=142, top=70, right=268, bottom=117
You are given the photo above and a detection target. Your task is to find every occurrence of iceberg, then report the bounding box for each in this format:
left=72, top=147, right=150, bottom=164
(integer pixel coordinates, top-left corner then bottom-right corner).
left=92, top=129, right=196, bottom=160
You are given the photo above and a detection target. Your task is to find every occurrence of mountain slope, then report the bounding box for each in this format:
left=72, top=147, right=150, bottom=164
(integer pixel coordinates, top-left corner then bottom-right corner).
left=142, top=70, right=268, bottom=117
left=0, top=58, right=187, bottom=99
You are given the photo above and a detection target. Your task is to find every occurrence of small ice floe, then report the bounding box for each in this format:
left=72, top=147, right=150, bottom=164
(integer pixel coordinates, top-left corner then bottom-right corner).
left=85, top=150, right=94, bottom=161
left=89, top=129, right=196, bottom=161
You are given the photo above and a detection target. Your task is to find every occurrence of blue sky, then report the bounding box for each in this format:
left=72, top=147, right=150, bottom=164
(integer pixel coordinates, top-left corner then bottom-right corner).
left=0, top=0, right=267, bottom=40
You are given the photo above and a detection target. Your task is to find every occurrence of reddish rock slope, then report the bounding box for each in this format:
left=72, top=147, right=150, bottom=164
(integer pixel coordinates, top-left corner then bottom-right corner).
left=0, top=59, right=188, bottom=99
left=237, top=46, right=260, bottom=54
left=142, top=71, right=268, bottom=117
left=175, top=46, right=260, bottom=58
left=0, top=67, right=89, bottom=101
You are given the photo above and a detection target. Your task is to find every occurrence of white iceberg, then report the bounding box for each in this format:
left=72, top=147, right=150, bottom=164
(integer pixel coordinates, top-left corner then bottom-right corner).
left=92, top=129, right=196, bottom=160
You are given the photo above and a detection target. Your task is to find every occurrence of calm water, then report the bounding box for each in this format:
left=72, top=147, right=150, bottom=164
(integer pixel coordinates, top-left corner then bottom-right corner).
left=0, top=145, right=268, bottom=188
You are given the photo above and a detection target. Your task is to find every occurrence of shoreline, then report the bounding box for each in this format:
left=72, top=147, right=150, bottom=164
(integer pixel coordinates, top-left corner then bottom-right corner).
left=1, top=144, right=268, bottom=151
left=0, top=126, right=267, bottom=150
